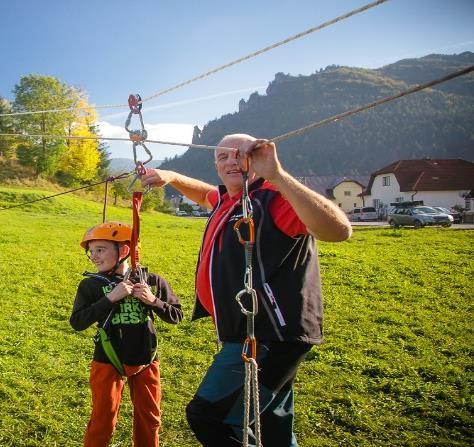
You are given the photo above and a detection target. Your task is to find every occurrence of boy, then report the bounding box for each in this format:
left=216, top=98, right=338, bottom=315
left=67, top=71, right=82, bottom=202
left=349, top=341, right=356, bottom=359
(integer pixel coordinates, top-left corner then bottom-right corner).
left=70, top=221, right=183, bottom=447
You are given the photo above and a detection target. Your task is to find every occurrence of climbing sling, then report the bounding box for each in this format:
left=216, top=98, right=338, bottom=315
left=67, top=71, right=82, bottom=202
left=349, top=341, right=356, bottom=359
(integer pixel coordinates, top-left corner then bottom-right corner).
left=234, top=157, right=262, bottom=447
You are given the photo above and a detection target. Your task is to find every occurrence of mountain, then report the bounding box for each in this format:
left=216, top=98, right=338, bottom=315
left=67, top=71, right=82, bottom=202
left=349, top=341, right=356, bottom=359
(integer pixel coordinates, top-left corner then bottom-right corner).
left=109, top=158, right=163, bottom=174
left=159, top=52, right=474, bottom=185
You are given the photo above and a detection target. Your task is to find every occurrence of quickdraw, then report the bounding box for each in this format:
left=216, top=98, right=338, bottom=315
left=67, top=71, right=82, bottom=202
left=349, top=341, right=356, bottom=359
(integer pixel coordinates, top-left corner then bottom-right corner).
left=123, top=95, right=150, bottom=284
left=233, top=156, right=262, bottom=447
left=125, top=94, right=152, bottom=194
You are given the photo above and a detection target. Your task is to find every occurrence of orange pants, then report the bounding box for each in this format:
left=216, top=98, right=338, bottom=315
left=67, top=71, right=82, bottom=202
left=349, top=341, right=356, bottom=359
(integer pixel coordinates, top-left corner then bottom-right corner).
left=84, top=360, right=161, bottom=447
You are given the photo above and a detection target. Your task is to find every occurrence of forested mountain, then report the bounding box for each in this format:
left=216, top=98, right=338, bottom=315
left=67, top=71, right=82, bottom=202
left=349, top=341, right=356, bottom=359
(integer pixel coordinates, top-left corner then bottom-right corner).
left=160, top=52, right=474, bottom=185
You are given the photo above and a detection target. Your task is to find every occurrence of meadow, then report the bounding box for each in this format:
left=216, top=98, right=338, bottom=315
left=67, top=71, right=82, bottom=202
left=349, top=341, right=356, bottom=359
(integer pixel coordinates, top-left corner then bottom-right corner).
left=0, top=186, right=472, bottom=446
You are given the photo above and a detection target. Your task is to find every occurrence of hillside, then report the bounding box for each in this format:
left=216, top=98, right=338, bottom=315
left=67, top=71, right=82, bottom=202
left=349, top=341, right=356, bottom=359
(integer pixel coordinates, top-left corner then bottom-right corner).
left=160, top=53, right=474, bottom=185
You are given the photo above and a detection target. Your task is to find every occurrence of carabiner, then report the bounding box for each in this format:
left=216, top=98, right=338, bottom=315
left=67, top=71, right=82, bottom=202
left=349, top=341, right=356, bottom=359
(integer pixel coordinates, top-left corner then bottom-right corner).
left=242, top=336, right=257, bottom=362
left=132, top=141, right=153, bottom=166
left=128, top=162, right=152, bottom=194
left=233, top=217, right=255, bottom=244
left=235, top=288, right=258, bottom=317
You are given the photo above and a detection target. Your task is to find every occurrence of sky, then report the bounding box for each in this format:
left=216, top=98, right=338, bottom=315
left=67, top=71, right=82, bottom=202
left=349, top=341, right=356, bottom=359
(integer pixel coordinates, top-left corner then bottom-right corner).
left=1, top=0, right=473, bottom=160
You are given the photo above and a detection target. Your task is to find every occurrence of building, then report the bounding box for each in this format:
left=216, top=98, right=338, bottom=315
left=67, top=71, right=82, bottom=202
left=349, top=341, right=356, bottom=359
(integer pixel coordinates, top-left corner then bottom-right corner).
left=362, top=159, right=474, bottom=215
left=299, top=176, right=369, bottom=212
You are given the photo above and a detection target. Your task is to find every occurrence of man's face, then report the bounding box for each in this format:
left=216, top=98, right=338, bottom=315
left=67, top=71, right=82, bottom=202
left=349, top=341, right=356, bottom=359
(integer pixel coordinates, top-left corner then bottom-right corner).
left=215, top=138, right=257, bottom=195
left=87, top=240, right=118, bottom=273
left=215, top=149, right=243, bottom=194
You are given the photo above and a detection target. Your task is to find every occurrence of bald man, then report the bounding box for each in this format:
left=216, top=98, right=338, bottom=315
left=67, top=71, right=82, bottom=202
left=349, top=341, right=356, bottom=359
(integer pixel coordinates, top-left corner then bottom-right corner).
left=142, top=134, right=351, bottom=446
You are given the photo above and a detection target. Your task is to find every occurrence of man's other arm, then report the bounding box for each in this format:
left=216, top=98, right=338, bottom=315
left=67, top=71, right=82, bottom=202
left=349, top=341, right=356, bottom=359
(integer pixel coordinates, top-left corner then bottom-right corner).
left=142, top=169, right=215, bottom=209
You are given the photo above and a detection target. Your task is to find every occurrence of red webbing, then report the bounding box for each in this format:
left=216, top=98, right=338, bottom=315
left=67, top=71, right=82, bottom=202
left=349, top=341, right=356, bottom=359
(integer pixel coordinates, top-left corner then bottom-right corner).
left=130, top=191, right=143, bottom=269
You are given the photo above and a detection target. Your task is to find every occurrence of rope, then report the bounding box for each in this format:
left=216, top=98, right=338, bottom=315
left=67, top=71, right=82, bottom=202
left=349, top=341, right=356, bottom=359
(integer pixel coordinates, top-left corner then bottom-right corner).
left=140, top=0, right=388, bottom=104
left=0, top=0, right=388, bottom=118
left=270, top=64, right=474, bottom=144
left=0, top=172, right=130, bottom=211
left=103, top=179, right=110, bottom=223
left=0, top=133, right=236, bottom=152
left=2, top=64, right=471, bottom=213
left=242, top=359, right=262, bottom=447
left=2, top=64, right=472, bottom=152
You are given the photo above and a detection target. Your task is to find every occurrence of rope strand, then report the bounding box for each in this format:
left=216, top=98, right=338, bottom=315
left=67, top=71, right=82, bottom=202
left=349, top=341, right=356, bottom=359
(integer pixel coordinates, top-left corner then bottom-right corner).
left=0, top=0, right=388, bottom=118
left=270, top=64, right=474, bottom=144
left=2, top=63, right=471, bottom=151
left=0, top=172, right=131, bottom=211
left=2, top=64, right=472, bottom=213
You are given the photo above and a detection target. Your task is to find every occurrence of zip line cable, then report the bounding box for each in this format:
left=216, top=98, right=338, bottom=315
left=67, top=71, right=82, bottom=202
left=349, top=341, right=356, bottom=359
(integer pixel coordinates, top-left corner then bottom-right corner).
left=0, top=173, right=131, bottom=211
left=139, top=0, right=388, bottom=104
left=270, top=64, right=474, bottom=144
left=0, top=133, right=236, bottom=152
left=0, top=0, right=388, bottom=118
left=2, top=64, right=472, bottom=150
left=1, top=64, right=472, bottom=212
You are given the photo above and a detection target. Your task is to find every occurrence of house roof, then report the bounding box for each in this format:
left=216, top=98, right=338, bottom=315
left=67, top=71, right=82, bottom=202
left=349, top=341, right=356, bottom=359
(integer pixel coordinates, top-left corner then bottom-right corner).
left=298, top=175, right=369, bottom=199
left=363, top=159, right=474, bottom=195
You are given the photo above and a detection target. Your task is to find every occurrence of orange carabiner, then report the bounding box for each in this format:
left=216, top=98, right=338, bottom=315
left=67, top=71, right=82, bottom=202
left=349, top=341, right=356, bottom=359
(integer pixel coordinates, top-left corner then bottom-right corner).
left=233, top=217, right=255, bottom=244
left=242, top=336, right=257, bottom=362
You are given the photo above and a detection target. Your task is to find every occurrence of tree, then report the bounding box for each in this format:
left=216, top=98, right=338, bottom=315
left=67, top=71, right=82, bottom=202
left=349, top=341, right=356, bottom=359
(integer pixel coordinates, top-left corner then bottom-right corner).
left=91, top=124, right=111, bottom=180
left=56, top=97, right=101, bottom=185
left=13, top=75, right=78, bottom=176
left=0, top=97, right=17, bottom=159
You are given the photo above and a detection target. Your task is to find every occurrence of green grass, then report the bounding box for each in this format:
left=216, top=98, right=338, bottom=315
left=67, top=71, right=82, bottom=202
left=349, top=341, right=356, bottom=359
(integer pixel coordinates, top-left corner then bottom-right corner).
left=0, top=186, right=472, bottom=446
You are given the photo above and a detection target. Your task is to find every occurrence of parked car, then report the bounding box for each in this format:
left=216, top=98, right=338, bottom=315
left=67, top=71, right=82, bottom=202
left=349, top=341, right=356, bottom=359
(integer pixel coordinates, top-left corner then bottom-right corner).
left=388, top=205, right=453, bottom=228
left=175, top=210, right=189, bottom=216
left=191, top=210, right=211, bottom=217
left=432, top=207, right=462, bottom=224
left=347, top=206, right=378, bottom=222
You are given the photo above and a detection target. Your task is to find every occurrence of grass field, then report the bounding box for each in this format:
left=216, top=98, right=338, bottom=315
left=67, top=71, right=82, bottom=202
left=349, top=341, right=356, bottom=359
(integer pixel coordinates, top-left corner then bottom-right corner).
left=0, top=186, right=472, bottom=446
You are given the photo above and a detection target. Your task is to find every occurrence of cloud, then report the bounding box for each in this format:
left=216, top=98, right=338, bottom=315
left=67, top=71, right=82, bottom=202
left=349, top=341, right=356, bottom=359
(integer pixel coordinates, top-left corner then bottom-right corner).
left=100, top=86, right=266, bottom=122
left=97, top=121, right=195, bottom=161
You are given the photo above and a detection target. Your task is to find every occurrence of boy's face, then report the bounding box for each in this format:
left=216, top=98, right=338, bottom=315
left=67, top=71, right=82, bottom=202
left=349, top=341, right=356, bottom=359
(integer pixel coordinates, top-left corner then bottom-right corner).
left=87, top=240, right=119, bottom=273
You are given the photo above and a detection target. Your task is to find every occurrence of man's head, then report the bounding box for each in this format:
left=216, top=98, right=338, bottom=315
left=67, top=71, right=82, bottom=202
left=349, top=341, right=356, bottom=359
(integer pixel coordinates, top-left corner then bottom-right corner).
left=215, top=134, right=257, bottom=196
left=80, top=221, right=132, bottom=273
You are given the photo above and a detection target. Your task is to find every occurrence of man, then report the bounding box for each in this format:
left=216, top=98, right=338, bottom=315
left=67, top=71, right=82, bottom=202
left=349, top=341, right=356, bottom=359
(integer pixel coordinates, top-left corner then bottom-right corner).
left=142, top=134, right=351, bottom=446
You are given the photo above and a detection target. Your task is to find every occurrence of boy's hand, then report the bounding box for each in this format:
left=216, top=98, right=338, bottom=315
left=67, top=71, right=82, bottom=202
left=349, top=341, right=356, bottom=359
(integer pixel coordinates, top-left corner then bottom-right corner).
left=132, top=283, right=157, bottom=305
left=106, top=280, right=134, bottom=303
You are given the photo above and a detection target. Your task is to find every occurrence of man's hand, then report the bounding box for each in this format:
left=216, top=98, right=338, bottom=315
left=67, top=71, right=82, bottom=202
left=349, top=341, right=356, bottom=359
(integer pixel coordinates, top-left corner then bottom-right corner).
left=238, top=139, right=284, bottom=183
left=141, top=169, right=176, bottom=188
left=132, top=283, right=157, bottom=306
left=106, top=280, right=134, bottom=303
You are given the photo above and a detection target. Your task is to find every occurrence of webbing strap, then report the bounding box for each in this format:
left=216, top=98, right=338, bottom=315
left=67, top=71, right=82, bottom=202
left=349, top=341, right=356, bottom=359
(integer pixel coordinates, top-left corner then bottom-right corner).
left=130, top=191, right=143, bottom=270
left=98, top=328, right=125, bottom=376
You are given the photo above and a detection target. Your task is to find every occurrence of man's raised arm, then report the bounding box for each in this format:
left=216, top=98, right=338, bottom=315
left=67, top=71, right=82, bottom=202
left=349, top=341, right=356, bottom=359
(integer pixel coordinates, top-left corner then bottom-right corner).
left=142, top=169, right=215, bottom=209
left=240, top=141, right=352, bottom=242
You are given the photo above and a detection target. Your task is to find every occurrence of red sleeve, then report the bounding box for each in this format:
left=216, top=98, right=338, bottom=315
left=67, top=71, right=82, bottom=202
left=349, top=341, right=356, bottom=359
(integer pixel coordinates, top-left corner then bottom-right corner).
left=206, top=189, right=219, bottom=208
left=269, top=194, right=308, bottom=237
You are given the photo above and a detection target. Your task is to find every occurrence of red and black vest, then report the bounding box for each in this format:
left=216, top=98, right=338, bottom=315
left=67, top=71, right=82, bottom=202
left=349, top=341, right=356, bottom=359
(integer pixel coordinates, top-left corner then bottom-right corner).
left=193, top=178, right=323, bottom=345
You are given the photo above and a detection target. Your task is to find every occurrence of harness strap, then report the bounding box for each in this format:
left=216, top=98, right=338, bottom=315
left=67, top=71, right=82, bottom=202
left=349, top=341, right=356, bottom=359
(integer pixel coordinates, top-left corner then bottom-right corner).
left=130, top=191, right=143, bottom=271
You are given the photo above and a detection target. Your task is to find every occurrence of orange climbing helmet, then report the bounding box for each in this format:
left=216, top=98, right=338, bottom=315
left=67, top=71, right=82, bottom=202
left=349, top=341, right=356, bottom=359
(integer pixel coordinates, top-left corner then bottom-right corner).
left=80, top=221, right=132, bottom=248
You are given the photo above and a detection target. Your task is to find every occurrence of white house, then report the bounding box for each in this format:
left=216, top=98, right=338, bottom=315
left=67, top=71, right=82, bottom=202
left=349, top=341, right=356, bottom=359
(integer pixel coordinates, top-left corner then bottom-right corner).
left=362, top=159, right=474, bottom=214
left=300, top=176, right=369, bottom=212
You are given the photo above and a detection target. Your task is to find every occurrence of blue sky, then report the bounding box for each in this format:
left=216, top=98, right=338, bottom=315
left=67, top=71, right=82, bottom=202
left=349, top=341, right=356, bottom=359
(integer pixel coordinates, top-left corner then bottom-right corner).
left=1, top=0, right=473, bottom=159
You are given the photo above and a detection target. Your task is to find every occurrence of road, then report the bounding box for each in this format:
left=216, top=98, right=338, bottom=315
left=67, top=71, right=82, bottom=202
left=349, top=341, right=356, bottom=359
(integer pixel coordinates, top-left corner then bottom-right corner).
left=351, top=221, right=474, bottom=229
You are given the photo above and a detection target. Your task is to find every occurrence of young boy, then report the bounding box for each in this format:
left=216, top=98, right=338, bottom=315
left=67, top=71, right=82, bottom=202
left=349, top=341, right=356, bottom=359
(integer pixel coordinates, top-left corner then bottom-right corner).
left=70, top=221, right=183, bottom=447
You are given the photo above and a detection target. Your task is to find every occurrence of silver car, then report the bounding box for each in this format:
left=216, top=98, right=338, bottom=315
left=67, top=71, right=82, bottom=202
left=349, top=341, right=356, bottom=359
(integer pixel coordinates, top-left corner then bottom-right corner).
left=388, top=206, right=453, bottom=228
